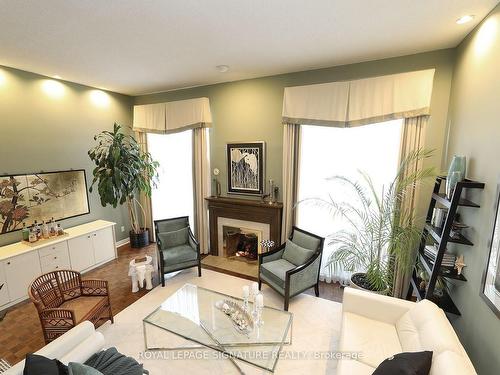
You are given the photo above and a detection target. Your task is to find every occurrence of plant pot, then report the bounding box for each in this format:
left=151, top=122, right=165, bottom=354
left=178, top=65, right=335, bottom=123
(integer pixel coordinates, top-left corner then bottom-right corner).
left=349, top=272, right=388, bottom=295
left=129, top=228, right=149, bottom=248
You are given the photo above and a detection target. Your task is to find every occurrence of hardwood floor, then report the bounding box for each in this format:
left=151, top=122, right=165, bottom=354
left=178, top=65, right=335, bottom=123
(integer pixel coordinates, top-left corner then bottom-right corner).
left=0, top=242, right=158, bottom=365
left=0, top=243, right=343, bottom=366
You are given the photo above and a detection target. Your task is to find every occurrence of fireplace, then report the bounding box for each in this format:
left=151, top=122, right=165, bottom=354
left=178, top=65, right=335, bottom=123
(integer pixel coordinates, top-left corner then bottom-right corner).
left=218, top=217, right=271, bottom=262
left=206, top=197, right=283, bottom=257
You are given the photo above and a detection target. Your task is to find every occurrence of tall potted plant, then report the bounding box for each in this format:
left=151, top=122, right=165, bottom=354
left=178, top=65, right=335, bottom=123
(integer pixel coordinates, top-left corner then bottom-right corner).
left=302, top=149, right=434, bottom=294
left=88, top=123, right=159, bottom=248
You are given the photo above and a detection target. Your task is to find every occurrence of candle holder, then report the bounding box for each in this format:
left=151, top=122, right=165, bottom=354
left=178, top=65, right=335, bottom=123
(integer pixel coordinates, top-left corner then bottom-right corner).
left=256, top=305, right=264, bottom=327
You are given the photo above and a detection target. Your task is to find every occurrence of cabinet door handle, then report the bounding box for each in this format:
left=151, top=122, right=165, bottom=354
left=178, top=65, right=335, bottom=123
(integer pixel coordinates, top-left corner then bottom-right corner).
left=55, top=266, right=59, bottom=269
left=52, top=246, right=56, bottom=250
left=94, top=233, right=97, bottom=237
left=87, top=235, right=91, bottom=239
left=54, top=256, right=57, bottom=259
left=6, top=262, right=10, bottom=265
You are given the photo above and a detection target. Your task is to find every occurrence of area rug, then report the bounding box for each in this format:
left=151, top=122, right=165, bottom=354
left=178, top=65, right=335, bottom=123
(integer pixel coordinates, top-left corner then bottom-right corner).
left=98, top=269, right=341, bottom=374
left=201, top=255, right=258, bottom=279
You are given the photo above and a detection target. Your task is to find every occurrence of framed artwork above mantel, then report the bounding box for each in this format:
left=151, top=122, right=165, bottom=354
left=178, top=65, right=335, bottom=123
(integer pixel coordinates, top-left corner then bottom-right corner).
left=0, top=169, right=90, bottom=235
left=226, top=141, right=265, bottom=196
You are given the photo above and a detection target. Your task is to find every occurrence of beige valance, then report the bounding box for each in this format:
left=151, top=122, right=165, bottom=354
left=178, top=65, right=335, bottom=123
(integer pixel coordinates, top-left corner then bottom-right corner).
left=133, top=97, right=212, bottom=133
left=282, top=81, right=349, bottom=126
left=282, top=69, right=435, bottom=127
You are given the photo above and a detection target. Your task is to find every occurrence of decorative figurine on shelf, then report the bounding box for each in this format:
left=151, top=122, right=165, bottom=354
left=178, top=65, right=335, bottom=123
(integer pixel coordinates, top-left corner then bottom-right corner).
left=212, top=168, right=221, bottom=197
left=269, top=179, right=275, bottom=204
left=455, top=255, right=466, bottom=275
left=260, top=239, right=275, bottom=253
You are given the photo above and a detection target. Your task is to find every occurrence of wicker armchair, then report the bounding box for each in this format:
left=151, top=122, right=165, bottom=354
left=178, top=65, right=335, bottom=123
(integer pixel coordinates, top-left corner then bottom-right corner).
left=29, top=270, right=113, bottom=344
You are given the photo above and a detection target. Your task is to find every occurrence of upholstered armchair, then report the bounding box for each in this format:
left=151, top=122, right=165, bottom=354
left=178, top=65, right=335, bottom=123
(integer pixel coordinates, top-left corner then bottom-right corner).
left=29, top=270, right=113, bottom=344
left=259, top=226, right=324, bottom=311
left=154, top=216, right=201, bottom=287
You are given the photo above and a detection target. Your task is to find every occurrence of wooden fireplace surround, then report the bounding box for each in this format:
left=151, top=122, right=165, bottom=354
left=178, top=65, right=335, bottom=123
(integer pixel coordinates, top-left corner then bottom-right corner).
left=205, top=196, right=283, bottom=256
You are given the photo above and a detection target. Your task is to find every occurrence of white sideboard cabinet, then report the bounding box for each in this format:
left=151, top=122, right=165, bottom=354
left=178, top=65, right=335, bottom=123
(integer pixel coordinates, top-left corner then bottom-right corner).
left=0, top=220, right=117, bottom=310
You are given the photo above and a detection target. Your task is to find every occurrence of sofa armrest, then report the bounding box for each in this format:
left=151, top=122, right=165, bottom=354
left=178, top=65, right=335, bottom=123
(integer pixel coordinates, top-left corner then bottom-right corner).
left=342, top=287, right=415, bottom=325
left=5, top=321, right=99, bottom=375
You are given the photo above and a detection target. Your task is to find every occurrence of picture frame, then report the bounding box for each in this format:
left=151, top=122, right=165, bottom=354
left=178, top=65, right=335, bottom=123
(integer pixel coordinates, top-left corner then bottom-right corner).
left=480, top=184, right=500, bottom=318
left=226, top=141, right=265, bottom=195
left=0, top=169, right=90, bottom=235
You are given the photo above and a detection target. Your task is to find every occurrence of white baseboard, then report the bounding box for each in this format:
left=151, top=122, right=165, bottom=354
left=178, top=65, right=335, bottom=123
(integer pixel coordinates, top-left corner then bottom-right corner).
left=116, top=238, right=130, bottom=248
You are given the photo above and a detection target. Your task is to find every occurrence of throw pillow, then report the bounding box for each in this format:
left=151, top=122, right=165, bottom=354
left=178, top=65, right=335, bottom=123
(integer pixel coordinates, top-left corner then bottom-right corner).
left=68, top=363, right=103, bottom=375
left=158, top=227, right=189, bottom=248
left=23, top=354, right=67, bottom=375
left=282, top=239, right=314, bottom=266
left=372, top=351, right=433, bottom=375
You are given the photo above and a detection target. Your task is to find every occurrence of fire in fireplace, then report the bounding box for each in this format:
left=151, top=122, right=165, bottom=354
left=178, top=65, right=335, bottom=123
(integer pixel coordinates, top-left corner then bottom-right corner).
left=222, top=226, right=261, bottom=261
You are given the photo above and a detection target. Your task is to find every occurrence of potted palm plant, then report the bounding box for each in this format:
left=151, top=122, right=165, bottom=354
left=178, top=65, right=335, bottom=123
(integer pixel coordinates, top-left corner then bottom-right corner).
left=303, top=149, right=434, bottom=294
left=88, top=123, right=159, bottom=248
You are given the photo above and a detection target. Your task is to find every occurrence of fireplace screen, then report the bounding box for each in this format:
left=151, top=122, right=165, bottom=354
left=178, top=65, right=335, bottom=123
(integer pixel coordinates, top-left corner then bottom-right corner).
left=222, top=226, right=263, bottom=261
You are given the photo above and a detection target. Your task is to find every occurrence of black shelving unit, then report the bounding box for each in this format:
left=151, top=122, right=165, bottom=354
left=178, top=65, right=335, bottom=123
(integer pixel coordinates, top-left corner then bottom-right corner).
left=406, top=176, right=484, bottom=316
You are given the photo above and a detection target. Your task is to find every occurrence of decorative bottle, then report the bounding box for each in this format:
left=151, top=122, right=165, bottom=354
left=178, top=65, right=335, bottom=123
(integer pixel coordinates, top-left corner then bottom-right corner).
left=42, top=220, right=50, bottom=239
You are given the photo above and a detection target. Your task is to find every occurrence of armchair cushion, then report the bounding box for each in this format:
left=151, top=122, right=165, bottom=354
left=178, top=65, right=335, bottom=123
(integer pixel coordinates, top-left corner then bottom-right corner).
left=162, top=244, right=198, bottom=265
left=158, top=227, right=189, bottom=248
left=291, top=230, right=322, bottom=251
left=282, top=240, right=314, bottom=266
left=260, top=259, right=296, bottom=287
left=60, top=296, right=107, bottom=323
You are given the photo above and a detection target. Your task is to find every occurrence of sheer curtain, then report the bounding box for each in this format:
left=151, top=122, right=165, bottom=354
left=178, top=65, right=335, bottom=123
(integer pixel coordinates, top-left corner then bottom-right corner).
left=296, top=120, right=403, bottom=285
left=147, top=130, right=195, bottom=226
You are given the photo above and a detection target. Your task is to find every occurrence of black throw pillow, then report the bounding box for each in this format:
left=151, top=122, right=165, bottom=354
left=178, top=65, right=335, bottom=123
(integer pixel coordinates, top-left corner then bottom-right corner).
left=23, top=354, right=68, bottom=375
left=372, top=351, right=433, bottom=375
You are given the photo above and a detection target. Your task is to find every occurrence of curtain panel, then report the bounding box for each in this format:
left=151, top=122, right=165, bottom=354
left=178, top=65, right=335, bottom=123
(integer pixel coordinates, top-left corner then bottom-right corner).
left=281, top=124, right=301, bottom=242
left=282, top=69, right=435, bottom=127
left=133, top=97, right=212, bottom=134
left=135, top=131, right=155, bottom=242
left=392, top=115, right=428, bottom=298
left=193, top=127, right=211, bottom=254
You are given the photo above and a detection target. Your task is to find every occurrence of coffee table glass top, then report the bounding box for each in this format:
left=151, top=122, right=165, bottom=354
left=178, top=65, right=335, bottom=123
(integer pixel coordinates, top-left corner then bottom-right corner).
left=143, top=283, right=293, bottom=372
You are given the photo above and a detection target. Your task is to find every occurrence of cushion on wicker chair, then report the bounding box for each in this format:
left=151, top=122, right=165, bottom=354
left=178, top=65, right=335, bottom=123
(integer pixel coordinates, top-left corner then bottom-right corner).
left=158, top=228, right=189, bottom=248
left=60, top=296, right=108, bottom=323
left=282, top=240, right=314, bottom=266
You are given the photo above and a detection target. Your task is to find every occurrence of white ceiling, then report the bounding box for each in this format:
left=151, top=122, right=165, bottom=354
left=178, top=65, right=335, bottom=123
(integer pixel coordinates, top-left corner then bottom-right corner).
left=0, top=0, right=498, bottom=95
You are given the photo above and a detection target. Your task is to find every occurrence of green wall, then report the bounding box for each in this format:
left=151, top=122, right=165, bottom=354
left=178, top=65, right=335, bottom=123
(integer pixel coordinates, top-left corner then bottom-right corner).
left=446, top=5, right=500, bottom=375
left=0, top=65, right=133, bottom=247
left=134, top=49, right=455, bottom=214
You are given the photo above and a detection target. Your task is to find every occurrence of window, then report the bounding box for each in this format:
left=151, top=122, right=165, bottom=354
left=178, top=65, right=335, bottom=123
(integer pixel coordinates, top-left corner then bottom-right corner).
left=147, top=130, right=194, bottom=226
left=296, top=119, right=403, bottom=283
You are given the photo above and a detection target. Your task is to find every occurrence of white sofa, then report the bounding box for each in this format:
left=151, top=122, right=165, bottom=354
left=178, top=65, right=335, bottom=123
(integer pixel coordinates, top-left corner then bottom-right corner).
left=337, top=287, right=476, bottom=375
left=5, top=321, right=105, bottom=375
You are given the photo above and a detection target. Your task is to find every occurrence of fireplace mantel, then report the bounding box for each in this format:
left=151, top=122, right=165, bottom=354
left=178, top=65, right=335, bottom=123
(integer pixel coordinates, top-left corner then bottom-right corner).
left=205, top=196, right=283, bottom=256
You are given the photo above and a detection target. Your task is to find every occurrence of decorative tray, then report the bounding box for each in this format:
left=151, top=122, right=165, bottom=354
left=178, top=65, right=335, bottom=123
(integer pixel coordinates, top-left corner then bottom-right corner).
left=215, top=299, right=254, bottom=335
left=22, top=232, right=69, bottom=246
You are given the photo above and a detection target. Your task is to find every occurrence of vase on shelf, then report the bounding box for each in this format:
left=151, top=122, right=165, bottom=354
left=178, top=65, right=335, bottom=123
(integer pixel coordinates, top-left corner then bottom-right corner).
left=446, top=155, right=466, bottom=199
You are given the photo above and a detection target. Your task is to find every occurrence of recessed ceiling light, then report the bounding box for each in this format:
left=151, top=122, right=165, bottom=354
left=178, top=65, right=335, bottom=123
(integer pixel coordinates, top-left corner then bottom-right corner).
left=456, top=15, right=474, bottom=24
left=53, top=75, right=62, bottom=79
left=216, top=65, right=230, bottom=73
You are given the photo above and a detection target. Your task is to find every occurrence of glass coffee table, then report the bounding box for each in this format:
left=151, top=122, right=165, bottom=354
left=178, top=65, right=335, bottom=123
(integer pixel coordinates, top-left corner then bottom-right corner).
left=143, top=283, right=293, bottom=373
